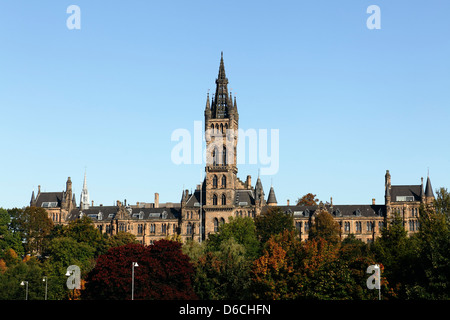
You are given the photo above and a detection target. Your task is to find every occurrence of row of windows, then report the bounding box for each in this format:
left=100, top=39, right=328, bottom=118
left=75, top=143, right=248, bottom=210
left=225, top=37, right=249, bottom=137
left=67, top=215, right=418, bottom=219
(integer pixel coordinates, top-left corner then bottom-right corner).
left=212, top=194, right=227, bottom=205
left=210, top=123, right=228, bottom=134
left=212, top=175, right=227, bottom=188
left=392, top=207, right=419, bottom=218
left=102, top=223, right=176, bottom=235
left=235, top=210, right=255, bottom=218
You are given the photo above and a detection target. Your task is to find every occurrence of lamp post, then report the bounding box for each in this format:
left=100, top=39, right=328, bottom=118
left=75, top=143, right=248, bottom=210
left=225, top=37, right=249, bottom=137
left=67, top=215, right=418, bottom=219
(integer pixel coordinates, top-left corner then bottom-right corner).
left=20, top=281, right=28, bottom=300
left=43, top=277, right=48, bottom=300
left=131, top=262, right=138, bottom=300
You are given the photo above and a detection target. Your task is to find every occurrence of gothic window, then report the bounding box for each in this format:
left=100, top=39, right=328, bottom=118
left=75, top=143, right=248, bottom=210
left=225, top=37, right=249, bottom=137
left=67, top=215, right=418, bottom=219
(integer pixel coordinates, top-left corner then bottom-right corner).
left=213, top=175, right=218, bottom=188
left=221, top=175, right=226, bottom=188
left=162, top=224, right=167, bottom=234
left=215, top=124, right=219, bottom=134
left=187, top=222, right=192, bottom=235
left=220, top=218, right=225, bottom=225
left=137, top=224, right=143, bottom=234
left=222, top=146, right=227, bottom=165
left=221, top=194, right=226, bottom=205
left=213, top=194, right=218, bottom=205
left=150, top=224, right=155, bottom=233
left=367, top=221, right=373, bottom=232
left=220, top=123, right=223, bottom=134
left=356, top=221, right=362, bottom=233
left=212, top=148, right=219, bottom=166
left=378, top=221, right=384, bottom=231
left=214, top=218, right=219, bottom=232
left=295, top=221, right=302, bottom=232
left=344, top=222, right=350, bottom=232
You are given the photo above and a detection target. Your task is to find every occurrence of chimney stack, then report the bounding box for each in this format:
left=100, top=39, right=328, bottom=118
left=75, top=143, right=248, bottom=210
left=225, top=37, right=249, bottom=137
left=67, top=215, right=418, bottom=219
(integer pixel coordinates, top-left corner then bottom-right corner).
left=246, top=175, right=251, bottom=189
left=287, top=199, right=290, bottom=206
left=155, top=193, right=159, bottom=208
left=372, top=198, right=376, bottom=205
left=92, top=200, right=94, bottom=207
left=38, top=185, right=41, bottom=194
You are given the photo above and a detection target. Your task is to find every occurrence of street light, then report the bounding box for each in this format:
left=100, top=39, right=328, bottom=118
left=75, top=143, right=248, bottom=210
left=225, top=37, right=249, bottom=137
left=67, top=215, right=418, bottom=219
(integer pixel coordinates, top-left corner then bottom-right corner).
left=132, top=262, right=138, bottom=300
left=43, top=277, right=48, bottom=300
left=20, top=281, right=28, bottom=300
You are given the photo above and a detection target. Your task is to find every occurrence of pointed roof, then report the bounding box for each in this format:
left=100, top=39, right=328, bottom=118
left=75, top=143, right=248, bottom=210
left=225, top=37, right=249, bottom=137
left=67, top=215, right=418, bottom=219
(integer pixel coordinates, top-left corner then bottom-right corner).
left=425, top=175, right=434, bottom=198
left=217, top=51, right=226, bottom=81
left=267, top=186, right=277, bottom=204
left=212, top=52, right=231, bottom=119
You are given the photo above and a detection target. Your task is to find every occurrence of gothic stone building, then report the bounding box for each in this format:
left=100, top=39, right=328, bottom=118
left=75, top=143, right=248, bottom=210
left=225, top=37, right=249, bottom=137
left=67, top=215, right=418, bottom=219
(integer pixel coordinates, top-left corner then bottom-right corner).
left=30, top=54, right=435, bottom=245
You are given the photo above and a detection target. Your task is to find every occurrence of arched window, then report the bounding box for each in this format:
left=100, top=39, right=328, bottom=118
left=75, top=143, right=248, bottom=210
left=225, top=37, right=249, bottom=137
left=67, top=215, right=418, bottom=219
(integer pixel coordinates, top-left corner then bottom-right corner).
left=220, top=218, right=225, bottom=226
left=215, top=124, right=219, bottom=134
left=213, top=194, right=218, bottom=205
left=213, top=175, right=218, bottom=188
left=221, top=194, right=226, bottom=205
left=214, top=218, right=219, bottom=232
left=222, top=146, right=227, bottom=165
left=187, top=222, right=192, bottom=235
left=221, top=175, right=226, bottom=188
left=212, top=147, right=219, bottom=166
left=220, top=123, right=223, bottom=134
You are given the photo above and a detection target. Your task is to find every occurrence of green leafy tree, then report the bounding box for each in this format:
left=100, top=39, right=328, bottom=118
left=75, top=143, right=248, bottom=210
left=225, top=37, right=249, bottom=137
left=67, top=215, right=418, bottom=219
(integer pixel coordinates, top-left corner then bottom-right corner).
left=194, top=238, right=251, bottom=300
left=254, top=207, right=294, bottom=244
left=371, top=212, right=415, bottom=298
left=0, top=208, right=24, bottom=258
left=207, top=216, right=260, bottom=260
left=412, top=201, right=450, bottom=299
left=15, top=207, right=53, bottom=256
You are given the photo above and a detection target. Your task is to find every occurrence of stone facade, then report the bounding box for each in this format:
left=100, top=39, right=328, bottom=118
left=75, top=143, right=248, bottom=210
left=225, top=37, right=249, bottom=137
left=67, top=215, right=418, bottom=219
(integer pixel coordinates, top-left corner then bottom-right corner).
left=30, top=54, right=435, bottom=245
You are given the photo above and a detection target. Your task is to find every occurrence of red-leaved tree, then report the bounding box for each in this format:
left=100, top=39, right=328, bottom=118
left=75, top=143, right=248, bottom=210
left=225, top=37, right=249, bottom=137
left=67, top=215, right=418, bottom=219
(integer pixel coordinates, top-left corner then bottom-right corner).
left=82, top=240, right=197, bottom=300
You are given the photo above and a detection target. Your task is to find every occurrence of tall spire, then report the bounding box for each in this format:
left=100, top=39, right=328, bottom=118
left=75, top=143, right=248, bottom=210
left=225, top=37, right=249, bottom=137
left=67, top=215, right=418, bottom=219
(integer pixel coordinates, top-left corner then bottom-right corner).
left=80, top=170, right=90, bottom=210
left=212, top=52, right=231, bottom=119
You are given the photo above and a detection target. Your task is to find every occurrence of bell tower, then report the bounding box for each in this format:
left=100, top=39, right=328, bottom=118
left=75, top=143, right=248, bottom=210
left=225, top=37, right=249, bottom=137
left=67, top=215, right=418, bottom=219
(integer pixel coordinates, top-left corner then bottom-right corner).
left=203, top=52, right=240, bottom=234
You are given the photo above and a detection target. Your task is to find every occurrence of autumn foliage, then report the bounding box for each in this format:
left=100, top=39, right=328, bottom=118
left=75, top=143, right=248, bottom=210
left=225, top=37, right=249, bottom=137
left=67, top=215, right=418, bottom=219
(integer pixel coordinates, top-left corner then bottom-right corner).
left=82, top=240, right=197, bottom=300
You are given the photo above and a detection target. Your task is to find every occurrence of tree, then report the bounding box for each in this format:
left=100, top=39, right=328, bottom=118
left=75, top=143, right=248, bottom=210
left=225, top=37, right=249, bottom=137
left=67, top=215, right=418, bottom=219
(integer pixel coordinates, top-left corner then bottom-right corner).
left=207, top=216, right=260, bottom=260
left=296, top=193, right=319, bottom=206
left=308, top=210, right=341, bottom=245
left=412, top=201, right=450, bottom=299
left=15, top=207, right=53, bottom=256
left=254, top=207, right=294, bottom=244
left=0, top=208, right=24, bottom=258
left=194, top=238, right=252, bottom=300
left=371, top=212, right=415, bottom=299
left=83, top=240, right=197, bottom=300
left=106, top=231, right=138, bottom=249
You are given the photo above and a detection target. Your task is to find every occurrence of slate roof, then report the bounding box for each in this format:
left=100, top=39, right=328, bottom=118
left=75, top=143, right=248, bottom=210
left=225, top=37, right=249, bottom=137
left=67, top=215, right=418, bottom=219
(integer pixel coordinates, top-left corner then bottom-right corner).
left=67, top=206, right=181, bottom=222
left=425, top=177, right=434, bottom=198
left=234, top=190, right=255, bottom=206
left=35, top=192, right=64, bottom=208
left=263, top=204, right=386, bottom=218
left=390, top=185, right=422, bottom=201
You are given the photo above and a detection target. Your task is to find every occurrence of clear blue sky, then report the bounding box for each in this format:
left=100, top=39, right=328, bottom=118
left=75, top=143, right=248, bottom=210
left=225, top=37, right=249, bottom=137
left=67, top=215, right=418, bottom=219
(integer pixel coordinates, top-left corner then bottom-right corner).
left=1, top=0, right=449, bottom=209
